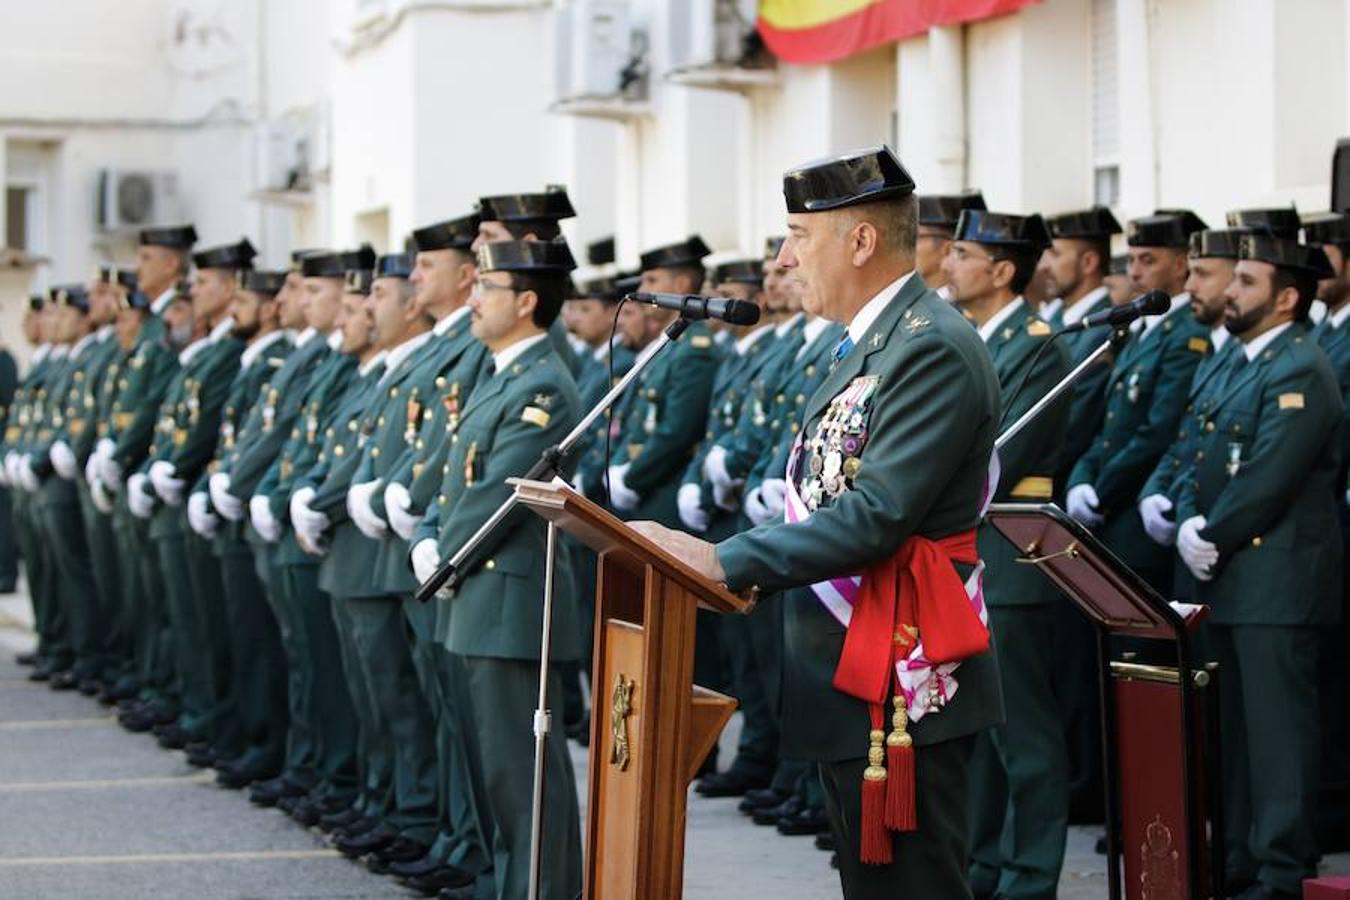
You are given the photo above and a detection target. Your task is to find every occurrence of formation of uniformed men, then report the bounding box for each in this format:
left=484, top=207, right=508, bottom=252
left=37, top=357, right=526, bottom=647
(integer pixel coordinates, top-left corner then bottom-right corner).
left=2, top=144, right=1348, bottom=900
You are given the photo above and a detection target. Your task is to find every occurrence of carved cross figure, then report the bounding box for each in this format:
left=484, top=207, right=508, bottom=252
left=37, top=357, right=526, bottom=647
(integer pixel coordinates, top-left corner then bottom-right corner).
left=610, top=674, right=636, bottom=771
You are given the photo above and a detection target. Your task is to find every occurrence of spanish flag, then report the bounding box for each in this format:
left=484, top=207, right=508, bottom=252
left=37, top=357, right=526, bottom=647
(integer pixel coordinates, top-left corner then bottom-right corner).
left=758, top=0, right=1041, bottom=65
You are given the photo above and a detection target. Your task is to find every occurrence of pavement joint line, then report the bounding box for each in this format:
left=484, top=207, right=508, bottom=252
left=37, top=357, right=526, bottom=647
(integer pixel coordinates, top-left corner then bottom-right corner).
left=0, top=849, right=342, bottom=867
left=0, top=772, right=215, bottom=792
left=0, top=715, right=117, bottom=731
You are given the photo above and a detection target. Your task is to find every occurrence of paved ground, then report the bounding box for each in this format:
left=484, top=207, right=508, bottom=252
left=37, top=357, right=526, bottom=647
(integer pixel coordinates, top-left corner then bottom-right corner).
left=1, top=581, right=1344, bottom=899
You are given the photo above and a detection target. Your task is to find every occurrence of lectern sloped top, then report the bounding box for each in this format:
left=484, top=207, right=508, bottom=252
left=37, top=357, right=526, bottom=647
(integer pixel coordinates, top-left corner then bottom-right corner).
left=507, top=478, right=751, bottom=615
left=985, top=502, right=1206, bottom=640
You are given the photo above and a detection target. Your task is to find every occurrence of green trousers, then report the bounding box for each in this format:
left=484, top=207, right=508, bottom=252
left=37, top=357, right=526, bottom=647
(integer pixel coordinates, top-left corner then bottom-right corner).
left=156, top=529, right=211, bottom=736
left=217, top=538, right=287, bottom=777
left=460, top=655, right=581, bottom=900
left=76, top=482, right=123, bottom=678
left=819, top=735, right=976, bottom=900
left=15, top=493, right=62, bottom=664
left=330, top=593, right=394, bottom=820
left=0, top=485, right=16, bottom=589
left=1210, top=624, right=1321, bottom=894
left=184, top=529, right=241, bottom=755
left=255, top=541, right=317, bottom=789
left=968, top=605, right=1068, bottom=900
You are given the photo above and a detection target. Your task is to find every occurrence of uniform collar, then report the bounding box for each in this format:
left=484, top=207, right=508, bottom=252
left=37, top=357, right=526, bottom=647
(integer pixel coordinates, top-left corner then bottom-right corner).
left=734, top=323, right=774, bottom=356
left=977, top=297, right=1025, bottom=343
left=151, top=287, right=176, bottom=316
left=434, top=304, right=471, bottom=336
left=239, top=329, right=287, bottom=369
left=51, top=344, right=70, bottom=359
left=1038, top=297, right=1063, bottom=323
left=774, top=311, right=804, bottom=337
left=493, top=332, right=548, bottom=373
left=96, top=324, right=116, bottom=342
left=70, top=331, right=99, bottom=359
left=1331, top=302, right=1350, bottom=330
left=325, top=330, right=343, bottom=352
left=31, top=343, right=52, bottom=363
left=359, top=350, right=387, bottom=378
left=1061, top=285, right=1109, bottom=326
left=1242, top=321, right=1293, bottom=362
left=178, top=335, right=211, bottom=367
left=293, top=326, right=318, bottom=348
left=847, top=270, right=916, bottom=346
left=1137, top=292, right=1190, bottom=338
left=381, top=330, right=433, bottom=381
left=794, top=316, right=833, bottom=361
left=1209, top=324, right=1230, bottom=353
left=209, top=316, right=236, bottom=343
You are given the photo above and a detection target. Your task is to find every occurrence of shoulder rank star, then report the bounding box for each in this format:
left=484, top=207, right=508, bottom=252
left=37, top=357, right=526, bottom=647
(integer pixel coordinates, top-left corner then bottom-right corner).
left=532, top=393, right=553, bottom=409
left=904, top=314, right=930, bottom=334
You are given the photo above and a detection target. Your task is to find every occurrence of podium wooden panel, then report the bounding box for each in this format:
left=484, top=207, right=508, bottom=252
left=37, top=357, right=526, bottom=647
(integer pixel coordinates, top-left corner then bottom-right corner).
left=511, top=480, right=750, bottom=900
left=985, top=502, right=1223, bottom=900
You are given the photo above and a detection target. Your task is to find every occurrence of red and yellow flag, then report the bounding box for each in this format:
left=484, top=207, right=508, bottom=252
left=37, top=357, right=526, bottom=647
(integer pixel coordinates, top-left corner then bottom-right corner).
left=758, top=0, right=1041, bottom=65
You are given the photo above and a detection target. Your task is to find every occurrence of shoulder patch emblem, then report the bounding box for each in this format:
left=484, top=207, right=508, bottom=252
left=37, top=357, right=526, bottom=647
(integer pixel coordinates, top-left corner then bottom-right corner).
left=521, top=406, right=552, bottom=428
left=904, top=314, right=931, bottom=334
left=532, top=393, right=553, bottom=409
left=1027, top=320, right=1051, bottom=337
left=1278, top=392, right=1305, bottom=411
left=1187, top=337, right=1209, bottom=353
left=690, top=335, right=713, bottom=349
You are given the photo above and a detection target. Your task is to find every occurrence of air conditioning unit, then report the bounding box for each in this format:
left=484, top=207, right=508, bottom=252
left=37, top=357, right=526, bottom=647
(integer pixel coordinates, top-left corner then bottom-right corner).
left=668, top=0, right=758, bottom=71
left=553, top=0, right=637, bottom=101
left=95, top=169, right=181, bottom=231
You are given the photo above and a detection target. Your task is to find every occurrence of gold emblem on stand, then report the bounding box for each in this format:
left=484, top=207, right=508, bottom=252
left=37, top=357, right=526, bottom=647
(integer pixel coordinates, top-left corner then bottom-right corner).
left=610, top=674, right=636, bottom=771
left=1140, top=814, right=1181, bottom=900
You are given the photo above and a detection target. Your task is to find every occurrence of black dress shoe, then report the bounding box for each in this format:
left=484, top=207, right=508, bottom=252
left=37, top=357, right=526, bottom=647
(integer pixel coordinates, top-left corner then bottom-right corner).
left=695, top=769, right=771, bottom=798
left=814, top=831, right=836, bottom=852
left=156, top=724, right=192, bottom=750
left=753, top=795, right=802, bottom=827
left=288, top=798, right=327, bottom=828
left=336, top=823, right=397, bottom=858
left=437, top=886, right=476, bottom=900
left=317, top=807, right=363, bottom=832
left=100, top=680, right=139, bottom=705
left=738, top=787, right=790, bottom=814
left=389, top=852, right=446, bottom=879
left=249, top=776, right=307, bottom=807
left=77, top=678, right=103, bottom=696
left=216, top=766, right=259, bottom=790
left=49, top=670, right=80, bottom=691
left=15, top=650, right=38, bottom=667
left=777, top=804, right=829, bottom=836
left=404, top=865, right=476, bottom=896
left=333, top=815, right=382, bottom=840
left=376, top=837, right=429, bottom=865
left=119, top=709, right=157, bottom=733
left=185, top=744, right=216, bottom=768
left=28, top=662, right=58, bottom=682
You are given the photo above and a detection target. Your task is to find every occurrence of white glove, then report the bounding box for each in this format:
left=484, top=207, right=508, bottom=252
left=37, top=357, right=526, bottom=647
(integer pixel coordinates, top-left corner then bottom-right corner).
left=1177, top=516, right=1218, bottom=582
left=1066, top=483, right=1105, bottom=527
left=249, top=494, right=282, bottom=543
left=0, top=452, right=11, bottom=488
left=148, top=460, right=185, bottom=506
left=703, top=445, right=738, bottom=491
left=187, top=491, right=220, bottom=538
left=84, top=449, right=100, bottom=489
left=19, top=454, right=39, bottom=492
left=760, top=478, right=788, bottom=519
left=1138, top=494, right=1177, bottom=546
left=98, top=450, right=123, bottom=491
left=90, top=478, right=114, bottom=514
left=744, top=486, right=773, bottom=526
left=50, top=441, right=78, bottom=481
left=411, top=538, right=441, bottom=585
left=127, top=473, right=155, bottom=519
left=677, top=483, right=710, bottom=532
left=384, top=481, right=419, bottom=541
left=607, top=464, right=640, bottom=512
left=346, top=480, right=387, bottom=539
left=289, top=487, right=329, bottom=545
left=209, top=472, right=244, bottom=521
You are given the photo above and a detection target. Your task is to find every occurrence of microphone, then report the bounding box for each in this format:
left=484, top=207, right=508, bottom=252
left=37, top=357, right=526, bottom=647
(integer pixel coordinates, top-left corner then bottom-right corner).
left=625, top=292, right=762, bottom=326
left=1058, top=290, right=1171, bottom=333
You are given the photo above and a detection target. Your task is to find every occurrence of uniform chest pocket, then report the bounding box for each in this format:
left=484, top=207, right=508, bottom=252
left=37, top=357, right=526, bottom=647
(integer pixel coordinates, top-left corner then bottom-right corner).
left=1212, top=406, right=1258, bottom=479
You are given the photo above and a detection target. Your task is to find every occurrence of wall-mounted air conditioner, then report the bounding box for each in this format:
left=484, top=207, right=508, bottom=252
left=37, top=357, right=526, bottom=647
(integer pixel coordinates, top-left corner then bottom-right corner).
left=95, top=169, right=181, bottom=231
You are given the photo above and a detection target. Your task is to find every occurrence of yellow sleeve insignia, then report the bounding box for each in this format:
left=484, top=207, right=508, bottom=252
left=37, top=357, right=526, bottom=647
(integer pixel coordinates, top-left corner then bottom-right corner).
left=1187, top=337, right=1209, bottom=353
left=1027, top=320, right=1051, bottom=337
left=690, top=335, right=713, bottom=349
left=521, top=406, right=552, bottom=428
left=1277, top=392, right=1305, bottom=410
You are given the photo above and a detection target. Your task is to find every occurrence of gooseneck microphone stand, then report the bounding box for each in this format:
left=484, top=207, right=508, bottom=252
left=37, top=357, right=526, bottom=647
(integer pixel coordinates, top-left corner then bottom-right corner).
left=414, top=313, right=693, bottom=900
left=995, top=326, right=1130, bottom=450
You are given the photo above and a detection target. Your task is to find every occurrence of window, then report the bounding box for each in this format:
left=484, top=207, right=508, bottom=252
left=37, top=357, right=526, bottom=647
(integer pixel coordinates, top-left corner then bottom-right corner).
left=5, top=187, right=29, bottom=250
left=1091, top=0, right=1119, bottom=207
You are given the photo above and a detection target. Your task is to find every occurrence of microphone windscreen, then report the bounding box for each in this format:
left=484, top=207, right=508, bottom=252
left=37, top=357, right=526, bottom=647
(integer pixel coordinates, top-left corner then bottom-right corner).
left=1139, top=290, right=1171, bottom=314
left=723, top=299, right=762, bottom=326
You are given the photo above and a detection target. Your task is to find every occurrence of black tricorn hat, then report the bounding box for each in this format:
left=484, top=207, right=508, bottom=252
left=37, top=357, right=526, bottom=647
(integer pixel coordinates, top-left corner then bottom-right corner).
left=639, top=235, right=712, bottom=272
left=344, top=269, right=374, bottom=295
left=139, top=224, right=198, bottom=250
left=1303, top=211, right=1350, bottom=247
left=1239, top=234, right=1335, bottom=279
left=479, top=186, right=576, bottom=223
left=1127, top=209, right=1208, bottom=248
left=476, top=239, right=578, bottom=275
left=120, top=290, right=152, bottom=312
left=375, top=253, right=414, bottom=279
left=111, top=267, right=138, bottom=291
left=236, top=269, right=287, bottom=295
left=193, top=237, right=257, bottom=271
left=289, top=248, right=322, bottom=272
left=51, top=285, right=91, bottom=313
left=919, top=190, right=987, bottom=230
left=573, top=275, right=620, bottom=303
left=301, top=245, right=377, bottom=278
left=587, top=236, right=616, bottom=267
left=1189, top=229, right=1246, bottom=260
left=784, top=145, right=915, bottom=214
left=713, top=259, right=765, bottom=286
left=955, top=210, right=1052, bottom=252
left=1046, top=206, right=1123, bottom=240
left=615, top=269, right=642, bottom=295
left=411, top=213, right=481, bottom=253
left=94, top=264, right=113, bottom=284
left=764, top=236, right=785, bottom=259
left=28, top=293, right=45, bottom=311
left=1226, top=206, right=1301, bottom=240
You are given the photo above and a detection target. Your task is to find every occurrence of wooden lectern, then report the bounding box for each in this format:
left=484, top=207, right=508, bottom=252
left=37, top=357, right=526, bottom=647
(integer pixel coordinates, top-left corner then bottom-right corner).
left=511, top=480, right=752, bottom=900
left=985, top=502, right=1223, bottom=900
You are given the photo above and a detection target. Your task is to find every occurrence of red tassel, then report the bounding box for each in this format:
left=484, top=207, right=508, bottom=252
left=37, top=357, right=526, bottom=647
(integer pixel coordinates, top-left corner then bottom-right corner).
left=860, top=733, right=893, bottom=865
left=885, top=695, right=917, bottom=831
